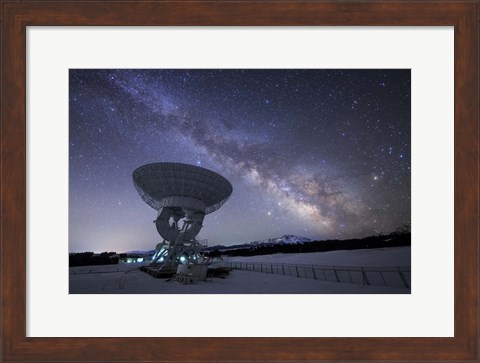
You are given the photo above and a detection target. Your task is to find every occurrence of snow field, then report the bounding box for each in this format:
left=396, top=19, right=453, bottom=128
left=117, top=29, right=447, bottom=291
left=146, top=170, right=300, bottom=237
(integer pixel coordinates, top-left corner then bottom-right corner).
left=69, top=247, right=410, bottom=294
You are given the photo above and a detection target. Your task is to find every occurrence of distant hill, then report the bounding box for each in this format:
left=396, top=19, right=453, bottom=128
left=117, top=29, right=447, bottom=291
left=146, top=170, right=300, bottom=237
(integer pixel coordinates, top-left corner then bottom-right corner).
left=251, top=234, right=311, bottom=245
left=203, top=234, right=311, bottom=251
left=205, top=231, right=411, bottom=257
left=119, top=232, right=411, bottom=258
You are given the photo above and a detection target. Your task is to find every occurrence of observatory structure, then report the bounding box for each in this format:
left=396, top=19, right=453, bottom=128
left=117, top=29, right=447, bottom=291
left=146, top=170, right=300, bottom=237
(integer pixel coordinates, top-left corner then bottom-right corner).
left=133, top=162, right=232, bottom=275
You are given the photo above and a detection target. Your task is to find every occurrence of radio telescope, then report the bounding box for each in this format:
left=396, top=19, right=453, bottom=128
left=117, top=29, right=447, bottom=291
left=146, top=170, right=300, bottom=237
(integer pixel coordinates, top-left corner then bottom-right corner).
left=133, top=162, right=232, bottom=274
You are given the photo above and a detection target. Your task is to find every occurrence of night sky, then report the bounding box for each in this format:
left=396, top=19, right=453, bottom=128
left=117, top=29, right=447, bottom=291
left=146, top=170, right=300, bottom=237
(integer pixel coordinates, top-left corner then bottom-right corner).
left=69, top=69, right=410, bottom=253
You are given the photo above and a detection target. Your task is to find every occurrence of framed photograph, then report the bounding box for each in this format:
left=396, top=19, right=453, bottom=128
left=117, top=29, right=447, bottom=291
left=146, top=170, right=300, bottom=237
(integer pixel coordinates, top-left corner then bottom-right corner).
left=67, top=68, right=412, bottom=295
left=1, top=1, right=478, bottom=362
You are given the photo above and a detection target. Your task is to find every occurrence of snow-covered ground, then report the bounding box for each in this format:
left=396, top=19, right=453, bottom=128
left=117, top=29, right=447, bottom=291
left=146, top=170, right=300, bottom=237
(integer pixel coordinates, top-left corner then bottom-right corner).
left=69, top=247, right=410, bottom=294
left=224, top=246, right=411, bottom=267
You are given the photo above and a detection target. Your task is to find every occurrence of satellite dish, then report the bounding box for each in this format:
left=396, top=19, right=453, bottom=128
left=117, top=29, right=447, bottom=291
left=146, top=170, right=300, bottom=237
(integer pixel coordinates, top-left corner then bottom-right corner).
left=133, top=162, right=232, bottom=272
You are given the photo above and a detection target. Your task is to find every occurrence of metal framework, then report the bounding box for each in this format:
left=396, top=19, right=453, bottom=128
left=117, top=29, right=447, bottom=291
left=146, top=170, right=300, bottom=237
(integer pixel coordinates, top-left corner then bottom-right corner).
left=133, top=162, right=233, bottom=273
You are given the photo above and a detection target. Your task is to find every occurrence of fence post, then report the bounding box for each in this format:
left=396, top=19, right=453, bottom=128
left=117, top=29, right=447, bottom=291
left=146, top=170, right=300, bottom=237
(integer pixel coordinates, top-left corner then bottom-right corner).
left=312, top=267, right=317, bottom=280
left=379, top=271, right=387, bottom=286
left=282, top=265, right=285, bottom=275
left=398, top=267, right=409, bottom=288
left=333, top=267, right=340, bottom=282
left=362, top=267, right=370, bottom=286
left=295, top=266, right=300, bottom=277
left=322, top=269, right=327, bottom=281
left=347, top=270, right=353, bottom=283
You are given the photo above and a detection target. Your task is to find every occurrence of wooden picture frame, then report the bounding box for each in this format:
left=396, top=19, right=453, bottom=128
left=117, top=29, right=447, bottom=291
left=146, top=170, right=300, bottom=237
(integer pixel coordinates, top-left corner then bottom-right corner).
left=1, top=1, right=478, bottom=361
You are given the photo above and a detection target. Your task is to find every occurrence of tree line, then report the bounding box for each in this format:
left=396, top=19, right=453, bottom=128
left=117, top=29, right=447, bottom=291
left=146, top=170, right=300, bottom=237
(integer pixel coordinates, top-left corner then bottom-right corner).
left=205, top=231, right=411, bottom=258
left=69, top=251, right=119, bottom=267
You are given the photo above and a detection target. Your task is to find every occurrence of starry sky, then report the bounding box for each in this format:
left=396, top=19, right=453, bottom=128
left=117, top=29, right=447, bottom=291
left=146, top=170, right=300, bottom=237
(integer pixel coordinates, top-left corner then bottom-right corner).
left=69, top=69, right=410, bottom=253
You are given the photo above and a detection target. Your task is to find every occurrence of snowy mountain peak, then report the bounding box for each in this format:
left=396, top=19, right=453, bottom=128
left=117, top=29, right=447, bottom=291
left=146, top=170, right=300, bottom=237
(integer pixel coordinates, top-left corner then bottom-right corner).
left=251, top=235, right=311, bottom=245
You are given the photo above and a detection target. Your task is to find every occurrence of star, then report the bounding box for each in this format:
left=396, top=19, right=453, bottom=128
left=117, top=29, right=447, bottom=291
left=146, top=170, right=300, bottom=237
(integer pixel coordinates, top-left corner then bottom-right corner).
left=69, top=69, right=411, bottom=251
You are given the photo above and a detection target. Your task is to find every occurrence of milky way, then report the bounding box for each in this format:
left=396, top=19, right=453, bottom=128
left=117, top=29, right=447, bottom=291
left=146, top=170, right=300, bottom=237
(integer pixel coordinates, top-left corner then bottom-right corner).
left=69, top=69, right=410, bottom=252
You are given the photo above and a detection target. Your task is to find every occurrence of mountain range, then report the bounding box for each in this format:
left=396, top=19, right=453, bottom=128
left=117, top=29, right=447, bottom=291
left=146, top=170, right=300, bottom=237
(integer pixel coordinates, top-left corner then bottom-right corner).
left=126, top=235, right=312, bottom=254
left=204, top=234, right=311, bottom=251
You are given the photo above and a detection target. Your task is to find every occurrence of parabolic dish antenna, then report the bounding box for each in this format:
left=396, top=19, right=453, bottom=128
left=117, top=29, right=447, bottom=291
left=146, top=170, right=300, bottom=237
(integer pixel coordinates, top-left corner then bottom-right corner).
left=133, top=162, right=232, bottom=272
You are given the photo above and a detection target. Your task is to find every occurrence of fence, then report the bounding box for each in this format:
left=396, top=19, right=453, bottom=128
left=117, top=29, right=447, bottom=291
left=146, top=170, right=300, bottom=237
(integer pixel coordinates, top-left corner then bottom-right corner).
left=213, top=261, right=410, bottom=288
